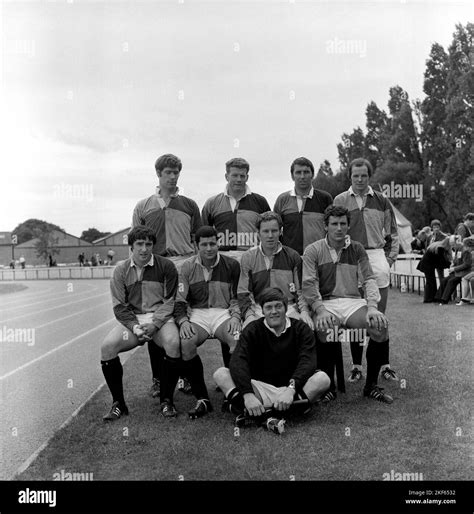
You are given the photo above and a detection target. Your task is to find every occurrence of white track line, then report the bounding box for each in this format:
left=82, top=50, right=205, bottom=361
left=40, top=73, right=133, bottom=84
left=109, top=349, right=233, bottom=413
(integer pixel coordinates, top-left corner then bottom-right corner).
left=1, top=285, right=100, bottom=311
left=0, top=318, right=115, bottom=381
left=0, top=287, right=55, bottom=302
left=13, top=346, right=140, bottom=479
left=34, top=301, right=111, bottom=329
left=0, top=292, right=109, bottom=323
left=2, top=282, right=98, bottom=307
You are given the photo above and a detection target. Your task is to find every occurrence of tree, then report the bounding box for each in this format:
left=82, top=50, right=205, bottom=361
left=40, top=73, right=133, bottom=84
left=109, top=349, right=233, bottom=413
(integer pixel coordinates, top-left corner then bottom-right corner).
left=34, top=229, right=60, bottom=264
left=12, top=219, right=64, bottom=244
left=80, top=228, right=111, bottom=243
left=337, top=127, right=366, bottom=173
left=365, top=101, right=389, bottom=168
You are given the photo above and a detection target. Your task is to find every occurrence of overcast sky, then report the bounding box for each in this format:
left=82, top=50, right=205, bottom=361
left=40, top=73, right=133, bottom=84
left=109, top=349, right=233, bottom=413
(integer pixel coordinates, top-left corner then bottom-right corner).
left=1, top=0, right=472, bottom=236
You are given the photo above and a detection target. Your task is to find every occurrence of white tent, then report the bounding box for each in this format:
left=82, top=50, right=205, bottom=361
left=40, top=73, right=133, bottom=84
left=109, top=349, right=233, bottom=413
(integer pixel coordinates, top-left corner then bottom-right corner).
left=392, top=205, right=413, bottom=253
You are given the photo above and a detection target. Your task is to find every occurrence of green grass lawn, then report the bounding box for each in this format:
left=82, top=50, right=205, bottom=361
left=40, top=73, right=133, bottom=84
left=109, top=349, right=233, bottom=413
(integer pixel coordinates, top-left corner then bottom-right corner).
left=16, top=290, right=472, bottom=481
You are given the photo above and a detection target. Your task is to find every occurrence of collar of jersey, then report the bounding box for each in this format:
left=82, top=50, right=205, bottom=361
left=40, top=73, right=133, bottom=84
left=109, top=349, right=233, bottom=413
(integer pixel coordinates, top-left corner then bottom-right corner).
left=258, top=242, right=283, bottom=257
left=324, top=235, right=351, bottom=251
left=130, top=254, right=154, bottom=268
left=264, top=316, right=291, bottom=337
left=348, top=185, right=374, bottom=197
left=224, top=184, right=252, bottom=198
left=196, top=252, right=220, bottom=268
left=156, top=186, right=180, bottom=198
left=290, top=186, right=314, bottom=199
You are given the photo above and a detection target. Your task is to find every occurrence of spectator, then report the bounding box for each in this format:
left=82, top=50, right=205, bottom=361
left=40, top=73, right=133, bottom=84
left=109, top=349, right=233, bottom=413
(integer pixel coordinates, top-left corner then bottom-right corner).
left=91, top=254, right=97, bottom=267
left=417, top=236, right=456, bottom=303
left=19, top=255, right=26, bottom=269
left=107, top=248, right=115, bottom=264
left=456, top=213, right=474, bottom=240
left=456, top=238, right=474, bottom=305
left=411, top=227, right=431, bottom=254
left=435, top=237, right=472, bottom=304
left=427, top=220, right=449, bottom=281
left=48, top=254, right=53, bottom=267
left=9, top=259, right=15, bottom=269
left=78, top=253, right=85, bottom=267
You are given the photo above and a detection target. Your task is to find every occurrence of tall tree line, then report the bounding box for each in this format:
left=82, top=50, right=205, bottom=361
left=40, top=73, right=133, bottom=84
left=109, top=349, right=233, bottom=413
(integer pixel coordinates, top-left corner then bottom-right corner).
left=318, top=23, right=473, bottom=232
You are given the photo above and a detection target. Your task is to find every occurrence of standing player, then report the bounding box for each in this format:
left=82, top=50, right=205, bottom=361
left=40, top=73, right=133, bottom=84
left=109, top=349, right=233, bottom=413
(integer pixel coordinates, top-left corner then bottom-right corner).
left=274, top=157, right=333, bottom=255
left=302, top=205, right=393, bottom=404
left=100, top=226, right=180, bottom=421
left=162, top=226, right=241, bottom=418
left=333, top=158, right=399, bottom=384
left=132, top=154, right=201, bottom=399
left=201, top=158, right=270, bottom=252
left=214, top=287, right=330, bottom=434
left=238, top=211, right=313, bottom=329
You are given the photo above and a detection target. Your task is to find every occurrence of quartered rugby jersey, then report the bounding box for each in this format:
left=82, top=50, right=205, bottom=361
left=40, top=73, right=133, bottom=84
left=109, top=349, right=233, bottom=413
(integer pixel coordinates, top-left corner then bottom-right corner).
left=273, top=188, right=333, bottom=255
left=237, top=243, right=310, bottom=318
left=174, top=253, right=241, bottom=323
left=132, top=188, right=201, bottom=257
left=333, top=187, right=399, bottom=262
left=201, top=188, right=270, bottom=251
left=110, top=255, right=178, bottom=331
left=302, top=237, right=380, bottom=313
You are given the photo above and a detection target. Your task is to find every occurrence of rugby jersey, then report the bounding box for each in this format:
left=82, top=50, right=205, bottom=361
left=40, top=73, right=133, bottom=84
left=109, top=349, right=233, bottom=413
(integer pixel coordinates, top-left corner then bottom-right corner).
left=273, top=187, right=333, bottom=255
left=201, top=186, right=270, bottom=251
left=302, top=236, right=380, bottom=313
left=237, top=243, right=310, bottom=318
left=333, top=187, right=399, bottom=263
left=174, top=253, right=241, bottom=323
left=230, top=318, right=317, bottom=393
left=110, top=254, right=178, bottom=331
left=132, top=187, right=201, bottom=257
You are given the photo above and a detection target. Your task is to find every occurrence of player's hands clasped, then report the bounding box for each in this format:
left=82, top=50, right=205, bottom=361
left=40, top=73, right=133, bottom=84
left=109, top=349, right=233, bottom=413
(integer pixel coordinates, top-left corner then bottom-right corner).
left=366, top=308, right=389, bottom=331
left=243, top=393, right=266, bottom=417
left=273, top=388, right=295, bottom=411
left=315, top=309, right=337, bottom=331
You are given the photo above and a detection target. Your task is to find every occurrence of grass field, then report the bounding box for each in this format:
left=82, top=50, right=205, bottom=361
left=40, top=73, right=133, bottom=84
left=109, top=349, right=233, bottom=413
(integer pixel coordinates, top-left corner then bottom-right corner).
left=15, top=290, right=472, bottom=482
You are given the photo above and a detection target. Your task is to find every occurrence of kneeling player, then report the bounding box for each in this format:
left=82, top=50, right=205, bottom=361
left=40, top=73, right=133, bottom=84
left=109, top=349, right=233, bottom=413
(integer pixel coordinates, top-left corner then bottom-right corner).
left=214, top=287, right=330, bottom=434
left=302, top=205, right=392, bottom=404
left=162, top=226, right=241, bottom=418
left=100, top=226, right=179, bottom=421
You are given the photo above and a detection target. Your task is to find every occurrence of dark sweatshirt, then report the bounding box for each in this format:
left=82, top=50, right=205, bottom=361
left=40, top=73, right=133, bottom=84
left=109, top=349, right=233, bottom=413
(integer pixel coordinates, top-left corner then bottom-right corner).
left=229, top=317, right=317, bottom=394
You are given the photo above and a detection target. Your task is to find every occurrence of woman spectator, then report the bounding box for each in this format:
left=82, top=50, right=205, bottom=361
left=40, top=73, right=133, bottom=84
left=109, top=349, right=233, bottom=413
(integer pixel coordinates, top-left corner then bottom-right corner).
left=456, top=238, right=474, bottom=305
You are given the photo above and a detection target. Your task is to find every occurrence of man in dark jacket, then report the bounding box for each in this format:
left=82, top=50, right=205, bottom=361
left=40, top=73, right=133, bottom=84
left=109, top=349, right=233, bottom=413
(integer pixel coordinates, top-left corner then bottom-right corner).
left=213, top=287, right=330, bottom=433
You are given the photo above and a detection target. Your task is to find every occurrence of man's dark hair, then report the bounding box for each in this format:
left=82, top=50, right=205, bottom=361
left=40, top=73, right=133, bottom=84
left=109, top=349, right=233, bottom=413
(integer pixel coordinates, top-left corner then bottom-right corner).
left=195, top=225, right=218, bottom=245
left=464, top=212, right=474, bottom=221
left=256, top=211, right=283, bottom=231
left=259, top=287, right=288, bottom=310
left=348, top=158, right=373, bottom=178
left=290, top=157, right=314, bottom=177
left=225, top=157, right=249, bottom=173
left=155, top=154, right=182, bottom=173
left=430, top=219, right=441, bottom=228
left=323, top=205, right=351, bottom=226
left=127, top=226, right=157, bottom=247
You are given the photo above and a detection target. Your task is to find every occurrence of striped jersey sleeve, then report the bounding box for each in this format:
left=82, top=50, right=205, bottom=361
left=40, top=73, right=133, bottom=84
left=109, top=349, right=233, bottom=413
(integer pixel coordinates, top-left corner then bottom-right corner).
left=132, top=194, right=201, bottom=256
left=202, top=192, right=270, bottom=250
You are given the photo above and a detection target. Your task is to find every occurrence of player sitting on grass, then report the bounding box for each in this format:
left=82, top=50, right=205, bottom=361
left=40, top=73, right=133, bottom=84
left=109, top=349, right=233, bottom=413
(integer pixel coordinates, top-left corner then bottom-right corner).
left=213, top=287, right=330, bottom=434
left=302, top=205, right=393, bottom=404
left=100, top=226, right=180, bottom=421
left=161, top=225, right=241, bottom=419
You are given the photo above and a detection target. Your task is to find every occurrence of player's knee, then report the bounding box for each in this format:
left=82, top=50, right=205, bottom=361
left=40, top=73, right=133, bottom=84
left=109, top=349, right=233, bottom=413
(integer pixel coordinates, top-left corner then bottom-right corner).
left=101, top=339, right=120, bottom=360
left=306, top=370, right=330, bottom=392
left=368, top=327, right=388, bottom=342
left=180, top=339, right=198, bottom=361
left=213, top=366, right=230, bottom=385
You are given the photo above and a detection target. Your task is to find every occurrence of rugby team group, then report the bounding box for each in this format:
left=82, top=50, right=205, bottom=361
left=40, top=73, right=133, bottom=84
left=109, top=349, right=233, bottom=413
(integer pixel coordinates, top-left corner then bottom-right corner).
left=100, top=154, right=400, bottom=434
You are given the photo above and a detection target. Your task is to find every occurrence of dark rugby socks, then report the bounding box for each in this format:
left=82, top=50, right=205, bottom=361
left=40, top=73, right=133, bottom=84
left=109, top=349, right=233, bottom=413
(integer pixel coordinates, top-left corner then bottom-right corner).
left=148, top=341, right=165, bottom=381
left=160, top=356, right=181, bottom=404
left=365, top=339, right=383, bottom=390
left=182, top=355, right=209, bottom=400
left=101, top=357, right=125, bottom=407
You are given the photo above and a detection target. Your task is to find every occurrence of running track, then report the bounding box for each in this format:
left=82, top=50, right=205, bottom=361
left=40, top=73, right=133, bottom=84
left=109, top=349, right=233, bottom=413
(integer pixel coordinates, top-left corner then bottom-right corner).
left=0, top=280, right=139, bottom=480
